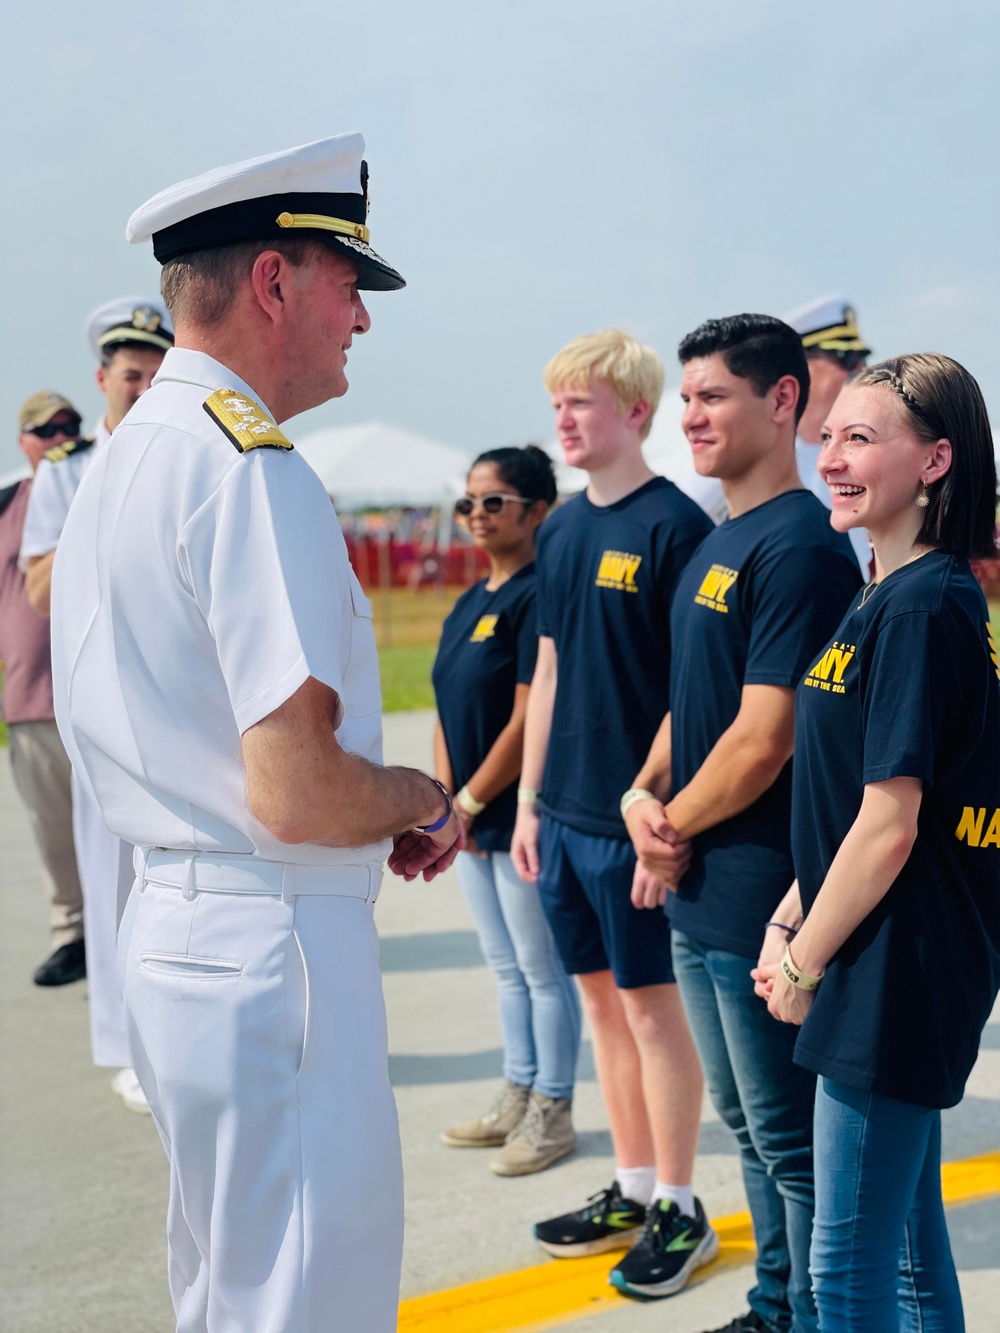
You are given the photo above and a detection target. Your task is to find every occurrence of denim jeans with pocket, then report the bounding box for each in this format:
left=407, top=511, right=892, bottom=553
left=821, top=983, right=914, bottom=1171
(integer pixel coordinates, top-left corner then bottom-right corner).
left=811, top=1076, right=964, bottom=1332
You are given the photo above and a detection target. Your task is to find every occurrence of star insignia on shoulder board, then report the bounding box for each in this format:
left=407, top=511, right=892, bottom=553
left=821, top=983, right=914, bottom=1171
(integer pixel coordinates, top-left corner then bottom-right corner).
left=203, top=389, right=293, bottom=454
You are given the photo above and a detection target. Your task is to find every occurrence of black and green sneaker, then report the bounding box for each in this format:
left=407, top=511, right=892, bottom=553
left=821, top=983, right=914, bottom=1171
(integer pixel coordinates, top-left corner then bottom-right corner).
left=533, top=1180, right=647, bottom=1257
left=609, top=1197, right=719, bottom=1298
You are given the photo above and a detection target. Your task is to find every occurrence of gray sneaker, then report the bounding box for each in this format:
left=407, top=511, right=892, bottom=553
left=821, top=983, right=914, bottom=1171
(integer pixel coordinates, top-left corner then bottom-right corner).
left=489, top=1091, right=576, bottom=1176
left=441, top=1081, right=530, bottom=1147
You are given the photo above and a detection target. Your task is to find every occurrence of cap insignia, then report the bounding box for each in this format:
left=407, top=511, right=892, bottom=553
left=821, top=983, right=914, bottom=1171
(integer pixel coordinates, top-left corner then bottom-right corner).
left=203, top=390, right=293, bottom=454
left=132, top=305, right=162, bottom=333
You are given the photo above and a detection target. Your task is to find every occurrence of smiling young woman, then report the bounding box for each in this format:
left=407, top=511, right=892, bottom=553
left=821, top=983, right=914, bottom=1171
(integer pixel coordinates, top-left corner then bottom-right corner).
left=754, top=353, right=1000, bottom=1331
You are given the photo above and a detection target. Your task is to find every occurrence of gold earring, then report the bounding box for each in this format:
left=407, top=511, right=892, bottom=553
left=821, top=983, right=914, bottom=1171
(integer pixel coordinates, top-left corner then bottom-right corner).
left=916, top=486, right=930, bottom=508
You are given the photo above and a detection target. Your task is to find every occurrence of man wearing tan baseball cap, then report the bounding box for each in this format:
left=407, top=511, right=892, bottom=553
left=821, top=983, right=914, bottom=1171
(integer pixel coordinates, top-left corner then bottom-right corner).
left=1, top=393, right=86, bottom=985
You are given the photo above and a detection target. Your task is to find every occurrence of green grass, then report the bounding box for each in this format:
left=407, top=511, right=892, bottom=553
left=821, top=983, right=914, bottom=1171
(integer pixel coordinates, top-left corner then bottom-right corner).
left=378, top=643, right=438, bottom=713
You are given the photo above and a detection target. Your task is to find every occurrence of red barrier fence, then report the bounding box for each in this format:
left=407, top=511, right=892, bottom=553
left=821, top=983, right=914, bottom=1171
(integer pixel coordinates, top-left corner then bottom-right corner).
left=347, top=536, right=1000, bottom=601
left=346, top=537, right=490, bottom=590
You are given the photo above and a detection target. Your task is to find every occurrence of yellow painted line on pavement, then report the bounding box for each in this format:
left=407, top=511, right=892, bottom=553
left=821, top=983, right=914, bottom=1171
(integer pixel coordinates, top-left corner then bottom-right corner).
left=398, top=1151, right=1000, bottom=1333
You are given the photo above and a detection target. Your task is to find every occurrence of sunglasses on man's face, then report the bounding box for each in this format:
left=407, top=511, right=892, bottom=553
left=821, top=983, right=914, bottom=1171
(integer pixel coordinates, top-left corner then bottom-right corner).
left=27, top=417, right=81, bottom=440
left=454, top=492, right=533, bottom=517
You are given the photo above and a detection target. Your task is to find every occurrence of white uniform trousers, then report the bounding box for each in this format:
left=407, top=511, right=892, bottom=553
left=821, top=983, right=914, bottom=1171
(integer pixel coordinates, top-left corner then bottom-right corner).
left=118, top=856, right=403, bottom=1333
left=71, top=770, right=134, bottom=1066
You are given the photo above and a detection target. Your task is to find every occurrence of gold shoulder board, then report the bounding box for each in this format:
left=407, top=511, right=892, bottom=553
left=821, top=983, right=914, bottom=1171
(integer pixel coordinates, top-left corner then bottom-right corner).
left=203, top=390, right=293, bottom=454
left=43, top=437, right=93, bottom=464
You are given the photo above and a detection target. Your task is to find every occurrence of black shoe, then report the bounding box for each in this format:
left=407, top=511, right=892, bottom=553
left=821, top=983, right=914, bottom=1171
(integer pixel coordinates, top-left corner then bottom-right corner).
left=609, top=1197, right=719, bottom=1298
left=534, top=1180, right=647, bottom=1257
left=33, top=938, right=86, bottom=987
left=704, top=1311, right=773, bottom=1333
left=701, top=1314, right=773, bottom=1333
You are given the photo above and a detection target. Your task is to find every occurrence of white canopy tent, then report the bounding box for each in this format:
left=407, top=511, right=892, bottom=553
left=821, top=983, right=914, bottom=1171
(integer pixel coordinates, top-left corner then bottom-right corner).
left=295, top=421, right=469, bottom=510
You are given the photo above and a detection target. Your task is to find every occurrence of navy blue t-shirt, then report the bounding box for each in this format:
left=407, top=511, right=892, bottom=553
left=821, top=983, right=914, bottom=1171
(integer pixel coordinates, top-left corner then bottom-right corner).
left=792, top=552, right=1000, bottom=1109
left=668, top=490, right=862, bottom=956
left=432, top=564, right=538, bottom=853
left=536, top=477, right=713, bottom=839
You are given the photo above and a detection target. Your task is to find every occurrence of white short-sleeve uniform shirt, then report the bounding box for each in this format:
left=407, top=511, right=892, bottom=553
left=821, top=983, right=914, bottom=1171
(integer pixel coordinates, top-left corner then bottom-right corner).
left=19, top=420, right=109, bottom=566
left=50, top=347, right=389, bottom=869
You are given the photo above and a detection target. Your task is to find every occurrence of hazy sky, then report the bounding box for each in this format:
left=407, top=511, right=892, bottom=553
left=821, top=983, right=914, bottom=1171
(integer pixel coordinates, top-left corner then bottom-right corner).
left=3, top=0, right=998, bottom=471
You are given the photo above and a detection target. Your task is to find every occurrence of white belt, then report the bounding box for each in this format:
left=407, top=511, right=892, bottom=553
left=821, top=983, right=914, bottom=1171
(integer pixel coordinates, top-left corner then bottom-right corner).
left=136, top=848, right=381, bottom=903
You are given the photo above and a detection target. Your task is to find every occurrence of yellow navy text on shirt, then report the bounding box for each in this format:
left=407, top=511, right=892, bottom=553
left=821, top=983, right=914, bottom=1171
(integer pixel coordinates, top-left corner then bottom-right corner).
left=955, top=807, right=1000, bottom=848
left=694, top=564, right=738, bottom=614
left=803, top=641, right=856, bottom=694
left=470, top=615, right=499, bottom=642
left=595, top=550, right=642, bottom=593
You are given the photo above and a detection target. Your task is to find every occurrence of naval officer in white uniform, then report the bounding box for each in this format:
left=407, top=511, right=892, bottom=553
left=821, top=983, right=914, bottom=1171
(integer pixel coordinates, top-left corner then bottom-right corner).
left=782, top=293, right=873, bottom=574
left=49, top=133, right=462, bottom=1333
left=21, top=297, right=173, bottom=1113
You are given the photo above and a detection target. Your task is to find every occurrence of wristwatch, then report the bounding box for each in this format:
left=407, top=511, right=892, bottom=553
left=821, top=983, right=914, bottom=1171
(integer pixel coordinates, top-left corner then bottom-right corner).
left=414, top=778, right=453, bottom=834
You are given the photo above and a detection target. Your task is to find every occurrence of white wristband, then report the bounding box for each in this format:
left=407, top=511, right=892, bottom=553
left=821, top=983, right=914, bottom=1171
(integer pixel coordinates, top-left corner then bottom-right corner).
left=455, top=785, right=486, bottom=817
left=620, top=788, right=658, bottom=819
left=517, top=787, right=539, bottom=805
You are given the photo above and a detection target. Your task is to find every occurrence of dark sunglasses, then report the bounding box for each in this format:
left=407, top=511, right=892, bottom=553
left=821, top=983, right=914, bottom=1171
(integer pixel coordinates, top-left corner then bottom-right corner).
left=27, top=417, right=81, bottom=440
left=455, top=492, right=533, bottom=517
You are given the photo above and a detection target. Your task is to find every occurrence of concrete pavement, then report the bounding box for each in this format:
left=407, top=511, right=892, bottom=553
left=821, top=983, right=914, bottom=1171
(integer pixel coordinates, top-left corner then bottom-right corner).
left=1, top=709, right=997, bottom=1331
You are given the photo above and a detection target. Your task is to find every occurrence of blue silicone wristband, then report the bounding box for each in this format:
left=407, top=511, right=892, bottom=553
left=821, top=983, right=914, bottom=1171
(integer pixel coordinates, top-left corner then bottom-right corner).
left=420, top=809, right=451, bottom=834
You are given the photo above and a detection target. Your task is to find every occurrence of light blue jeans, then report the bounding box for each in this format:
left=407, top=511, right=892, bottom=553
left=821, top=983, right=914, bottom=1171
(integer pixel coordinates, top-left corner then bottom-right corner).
left=457, top=850, right=581, bottom=1100
left=811, top=1077, right=964, bottom=1332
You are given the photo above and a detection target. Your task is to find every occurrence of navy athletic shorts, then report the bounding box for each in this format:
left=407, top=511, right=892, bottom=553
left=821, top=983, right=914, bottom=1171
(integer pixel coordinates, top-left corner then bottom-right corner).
left=536, top=814, right=675, bottom=989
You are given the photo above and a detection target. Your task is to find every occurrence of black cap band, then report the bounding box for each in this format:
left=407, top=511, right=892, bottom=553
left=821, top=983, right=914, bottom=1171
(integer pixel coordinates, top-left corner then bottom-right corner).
left=152, top=191, right=369, bottom=262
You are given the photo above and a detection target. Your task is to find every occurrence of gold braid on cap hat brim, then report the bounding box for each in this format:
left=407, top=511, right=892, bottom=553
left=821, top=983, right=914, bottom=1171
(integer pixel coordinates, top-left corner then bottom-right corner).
left=276, top=212, right=370, bottom=243
left=802, top=318, right=868, bottom=354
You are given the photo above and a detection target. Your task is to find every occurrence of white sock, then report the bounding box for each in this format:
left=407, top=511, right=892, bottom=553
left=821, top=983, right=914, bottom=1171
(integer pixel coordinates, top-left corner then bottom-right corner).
left=652, top=1181, right=696, bottom=1217
left=616, top=1164, right=655, bottom=1206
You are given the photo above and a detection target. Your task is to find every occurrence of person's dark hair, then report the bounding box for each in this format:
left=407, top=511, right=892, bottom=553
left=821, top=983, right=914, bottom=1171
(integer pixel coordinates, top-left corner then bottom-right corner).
left=471, top=444, right=557, bottom=507
left=99, top=339, right=167, bottom=369
left=851, top=354, right=998, bottom=560
left=678, top=313, right=810, bottom=425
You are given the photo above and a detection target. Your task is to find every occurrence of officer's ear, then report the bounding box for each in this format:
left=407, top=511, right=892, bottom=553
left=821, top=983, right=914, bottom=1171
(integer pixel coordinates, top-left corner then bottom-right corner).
left=249, top=250, right=289, bottom=326
left=96, top=364, right=107, bottom=394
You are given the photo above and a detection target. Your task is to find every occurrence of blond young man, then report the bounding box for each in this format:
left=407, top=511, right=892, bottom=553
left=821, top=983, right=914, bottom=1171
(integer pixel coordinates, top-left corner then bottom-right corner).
left=511, top=330, right=717, bottom=1299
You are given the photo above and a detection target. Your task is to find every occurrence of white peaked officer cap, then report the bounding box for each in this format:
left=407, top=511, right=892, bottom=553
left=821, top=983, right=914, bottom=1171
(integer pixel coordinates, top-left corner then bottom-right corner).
left=85, top=295, right=175, bottom=360
left=126, top=133, right=405, bottom=292
left=782, top=294, right=870, bottom=356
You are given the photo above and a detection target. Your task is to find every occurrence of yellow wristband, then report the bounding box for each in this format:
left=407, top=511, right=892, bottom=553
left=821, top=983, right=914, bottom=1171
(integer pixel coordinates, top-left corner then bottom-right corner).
left=455, top=785, right=486, bottom=817
left=517, top=787, right=539, bottom=805
left=620, top=788, right=658, bottom=819
left=780, top=945, right=823, bottom=991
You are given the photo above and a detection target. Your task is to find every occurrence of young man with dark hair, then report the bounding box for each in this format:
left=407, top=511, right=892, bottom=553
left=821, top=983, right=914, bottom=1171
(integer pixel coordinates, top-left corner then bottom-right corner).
left=624, top=314, right=862, bottom=1333
left=512, top=330, right=718, bottom=1300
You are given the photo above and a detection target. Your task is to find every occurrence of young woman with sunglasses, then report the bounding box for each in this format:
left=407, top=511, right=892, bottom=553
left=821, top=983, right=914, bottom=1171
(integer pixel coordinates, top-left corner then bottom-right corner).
left=753, top=354, right=1000, bottom=1330
left=433, top=446, right=581, bottom=1175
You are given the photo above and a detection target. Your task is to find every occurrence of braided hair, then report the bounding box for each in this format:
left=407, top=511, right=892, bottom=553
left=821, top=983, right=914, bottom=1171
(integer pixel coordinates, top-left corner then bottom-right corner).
left=851, top=354, right=997, bottom=560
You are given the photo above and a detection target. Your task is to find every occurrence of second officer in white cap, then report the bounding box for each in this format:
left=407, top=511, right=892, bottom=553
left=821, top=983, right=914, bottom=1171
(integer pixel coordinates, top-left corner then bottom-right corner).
left=21, top=295, right=173, bottom=1115
left=782, top=293, right=873, bottom=574
left=50, top=133, right=461, bottom=1331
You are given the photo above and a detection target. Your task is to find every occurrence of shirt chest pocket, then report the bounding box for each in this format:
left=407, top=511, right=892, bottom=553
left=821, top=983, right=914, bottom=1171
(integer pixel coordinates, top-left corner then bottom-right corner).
left=340, top=571, right=381, bottom=719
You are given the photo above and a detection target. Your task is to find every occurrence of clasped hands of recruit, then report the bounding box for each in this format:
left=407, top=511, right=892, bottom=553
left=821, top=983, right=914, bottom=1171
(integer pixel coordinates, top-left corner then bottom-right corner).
left=623, top=792, right=825, bottom=1024
left=619, top=790, right=694, bottom=909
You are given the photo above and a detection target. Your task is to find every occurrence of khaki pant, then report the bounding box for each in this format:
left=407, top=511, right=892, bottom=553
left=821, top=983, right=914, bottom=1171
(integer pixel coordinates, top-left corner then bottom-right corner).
left=8, top=719, right=84, bottom=949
